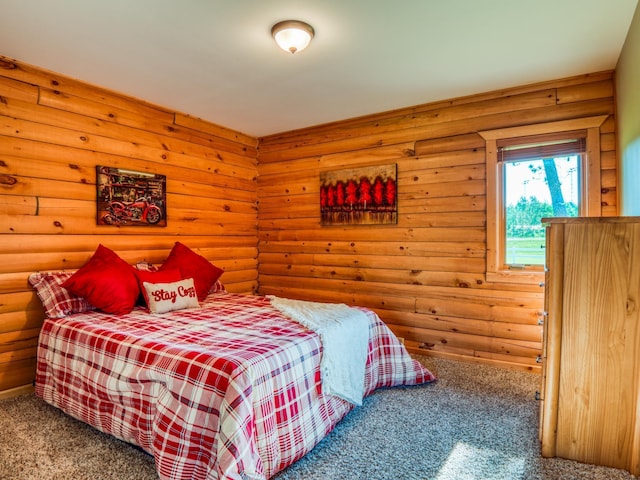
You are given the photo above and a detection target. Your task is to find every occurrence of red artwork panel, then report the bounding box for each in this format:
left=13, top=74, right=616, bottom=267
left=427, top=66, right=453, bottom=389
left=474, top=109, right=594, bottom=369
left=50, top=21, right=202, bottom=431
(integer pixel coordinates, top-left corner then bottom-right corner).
left=320, top=164, right=397, bottom=226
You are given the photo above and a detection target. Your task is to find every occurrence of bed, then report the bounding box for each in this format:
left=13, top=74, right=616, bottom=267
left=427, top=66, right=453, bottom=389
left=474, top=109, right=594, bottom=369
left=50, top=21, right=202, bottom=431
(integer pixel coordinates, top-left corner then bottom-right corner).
left=31, top=244, right=435, bottom=480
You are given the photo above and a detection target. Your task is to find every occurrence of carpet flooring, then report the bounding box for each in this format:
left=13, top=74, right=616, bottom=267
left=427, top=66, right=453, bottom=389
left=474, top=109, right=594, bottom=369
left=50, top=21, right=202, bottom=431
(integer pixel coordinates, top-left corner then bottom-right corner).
left=0, top=356, right=636, bottom=480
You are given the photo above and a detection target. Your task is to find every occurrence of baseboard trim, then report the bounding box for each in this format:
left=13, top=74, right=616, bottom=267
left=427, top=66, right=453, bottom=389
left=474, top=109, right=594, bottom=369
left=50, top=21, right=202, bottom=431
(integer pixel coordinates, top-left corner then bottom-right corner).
left=0, top=384, right=35, bottom=400
left=407, top=348, right=541, bottom=374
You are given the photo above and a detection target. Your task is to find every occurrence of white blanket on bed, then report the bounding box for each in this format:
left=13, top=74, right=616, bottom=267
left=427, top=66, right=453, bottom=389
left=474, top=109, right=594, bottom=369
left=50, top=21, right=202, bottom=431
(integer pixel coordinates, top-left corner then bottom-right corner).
left=267, top=296, right=369, bottom=406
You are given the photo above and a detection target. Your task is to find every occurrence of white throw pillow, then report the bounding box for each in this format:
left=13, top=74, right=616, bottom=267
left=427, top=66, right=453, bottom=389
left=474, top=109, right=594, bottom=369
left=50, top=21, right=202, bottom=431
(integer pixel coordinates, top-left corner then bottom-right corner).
left=142, top=278, right=199, bottom=314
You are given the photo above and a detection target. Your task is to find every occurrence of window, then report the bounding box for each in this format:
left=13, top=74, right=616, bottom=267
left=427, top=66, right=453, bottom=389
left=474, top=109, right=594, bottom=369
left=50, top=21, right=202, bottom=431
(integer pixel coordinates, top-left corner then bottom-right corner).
left=501, top=134, right=584, bottom=267
left=480, top=116, right=607, bottom=283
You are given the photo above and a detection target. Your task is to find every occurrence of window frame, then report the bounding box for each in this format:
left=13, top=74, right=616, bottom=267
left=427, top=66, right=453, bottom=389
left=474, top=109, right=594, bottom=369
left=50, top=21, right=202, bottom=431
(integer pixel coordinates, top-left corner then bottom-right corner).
left=479, top=116, right=608, bottom=284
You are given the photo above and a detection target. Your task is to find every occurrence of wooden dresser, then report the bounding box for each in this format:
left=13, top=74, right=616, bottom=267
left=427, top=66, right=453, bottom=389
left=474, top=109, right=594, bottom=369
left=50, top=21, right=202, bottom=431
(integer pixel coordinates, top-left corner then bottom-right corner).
left=539, top=217, right=640, bottom=475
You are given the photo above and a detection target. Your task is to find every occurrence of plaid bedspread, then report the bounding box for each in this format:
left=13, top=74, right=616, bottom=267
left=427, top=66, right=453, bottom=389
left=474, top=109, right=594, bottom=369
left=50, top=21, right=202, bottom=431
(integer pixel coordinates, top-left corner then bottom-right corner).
left=35, top=293, right=434, bottom=480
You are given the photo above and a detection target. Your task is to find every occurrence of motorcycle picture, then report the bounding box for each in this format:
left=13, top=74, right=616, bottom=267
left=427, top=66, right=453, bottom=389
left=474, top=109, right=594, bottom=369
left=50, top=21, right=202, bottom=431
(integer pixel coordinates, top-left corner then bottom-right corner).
left=96, top=165, right=167, bottom=227
left=100, top=196, right=163, bottom=226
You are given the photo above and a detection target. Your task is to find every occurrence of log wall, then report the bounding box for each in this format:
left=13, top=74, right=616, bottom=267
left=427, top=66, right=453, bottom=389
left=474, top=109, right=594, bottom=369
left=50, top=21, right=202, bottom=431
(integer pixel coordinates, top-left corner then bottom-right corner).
left=0, top=54, right=619, bottom=392
left=257, top=71, right=618, bottom=371
left=0, top=56, right=259, bottom=392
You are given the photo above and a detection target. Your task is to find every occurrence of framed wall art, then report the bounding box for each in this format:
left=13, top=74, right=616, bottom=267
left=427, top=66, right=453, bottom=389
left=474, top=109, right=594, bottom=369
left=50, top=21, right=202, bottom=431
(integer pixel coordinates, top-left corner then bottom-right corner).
left=320, top=163, right=397, bottom=226
left=96, top=166, right=167, bottom=226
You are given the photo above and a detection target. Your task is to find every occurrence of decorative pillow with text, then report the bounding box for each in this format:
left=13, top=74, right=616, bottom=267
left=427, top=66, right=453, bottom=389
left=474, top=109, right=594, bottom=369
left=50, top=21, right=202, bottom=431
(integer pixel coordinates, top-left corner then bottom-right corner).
left=135, top=268, right=182, bottom=308
left=142, top=277, right=200, bottom=314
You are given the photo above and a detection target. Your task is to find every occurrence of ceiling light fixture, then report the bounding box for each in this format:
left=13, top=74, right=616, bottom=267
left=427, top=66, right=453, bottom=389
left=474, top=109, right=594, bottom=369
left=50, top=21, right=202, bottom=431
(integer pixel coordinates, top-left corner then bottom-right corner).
left=271, top=20, right=314, bottom=54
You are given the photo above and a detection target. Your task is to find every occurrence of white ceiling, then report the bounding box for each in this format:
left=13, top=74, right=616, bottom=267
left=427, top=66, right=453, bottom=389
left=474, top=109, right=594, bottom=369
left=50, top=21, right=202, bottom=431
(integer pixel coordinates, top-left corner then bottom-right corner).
left=1, top=0, right=638, bottom=138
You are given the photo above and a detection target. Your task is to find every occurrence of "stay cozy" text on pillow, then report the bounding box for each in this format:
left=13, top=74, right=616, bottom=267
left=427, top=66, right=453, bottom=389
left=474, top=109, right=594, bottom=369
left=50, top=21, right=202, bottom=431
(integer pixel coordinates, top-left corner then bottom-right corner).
left=142, top=278, right=199, bottom=314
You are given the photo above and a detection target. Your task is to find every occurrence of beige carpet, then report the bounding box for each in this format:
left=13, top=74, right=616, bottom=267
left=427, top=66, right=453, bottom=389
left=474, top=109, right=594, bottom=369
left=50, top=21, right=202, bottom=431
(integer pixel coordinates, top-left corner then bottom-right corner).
left=0, top=356, right=636, bottom=480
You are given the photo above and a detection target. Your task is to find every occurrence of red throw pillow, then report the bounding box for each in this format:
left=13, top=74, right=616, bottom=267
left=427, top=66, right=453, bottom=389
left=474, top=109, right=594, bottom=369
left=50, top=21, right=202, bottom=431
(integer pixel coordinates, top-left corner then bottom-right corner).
left=159, top=242, right=224, bottom=301
left=62, top=245, right=140, bottom=315
left=134, top=268, right=183, bottom=308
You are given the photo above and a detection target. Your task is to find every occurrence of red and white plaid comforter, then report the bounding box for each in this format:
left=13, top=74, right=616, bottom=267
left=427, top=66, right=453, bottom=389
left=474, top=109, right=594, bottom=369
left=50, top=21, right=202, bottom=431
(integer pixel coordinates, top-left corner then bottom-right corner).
left=35, top=293, right=434, bottom=480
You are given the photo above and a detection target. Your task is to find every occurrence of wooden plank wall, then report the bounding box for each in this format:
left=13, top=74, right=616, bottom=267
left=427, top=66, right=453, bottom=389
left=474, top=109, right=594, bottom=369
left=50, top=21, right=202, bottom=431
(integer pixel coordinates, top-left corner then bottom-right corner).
left=0, top=56, right=259, bottom=392
left=257, top=71, right=618, bottom=372
left=0, top=55, right=618, bottom=392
